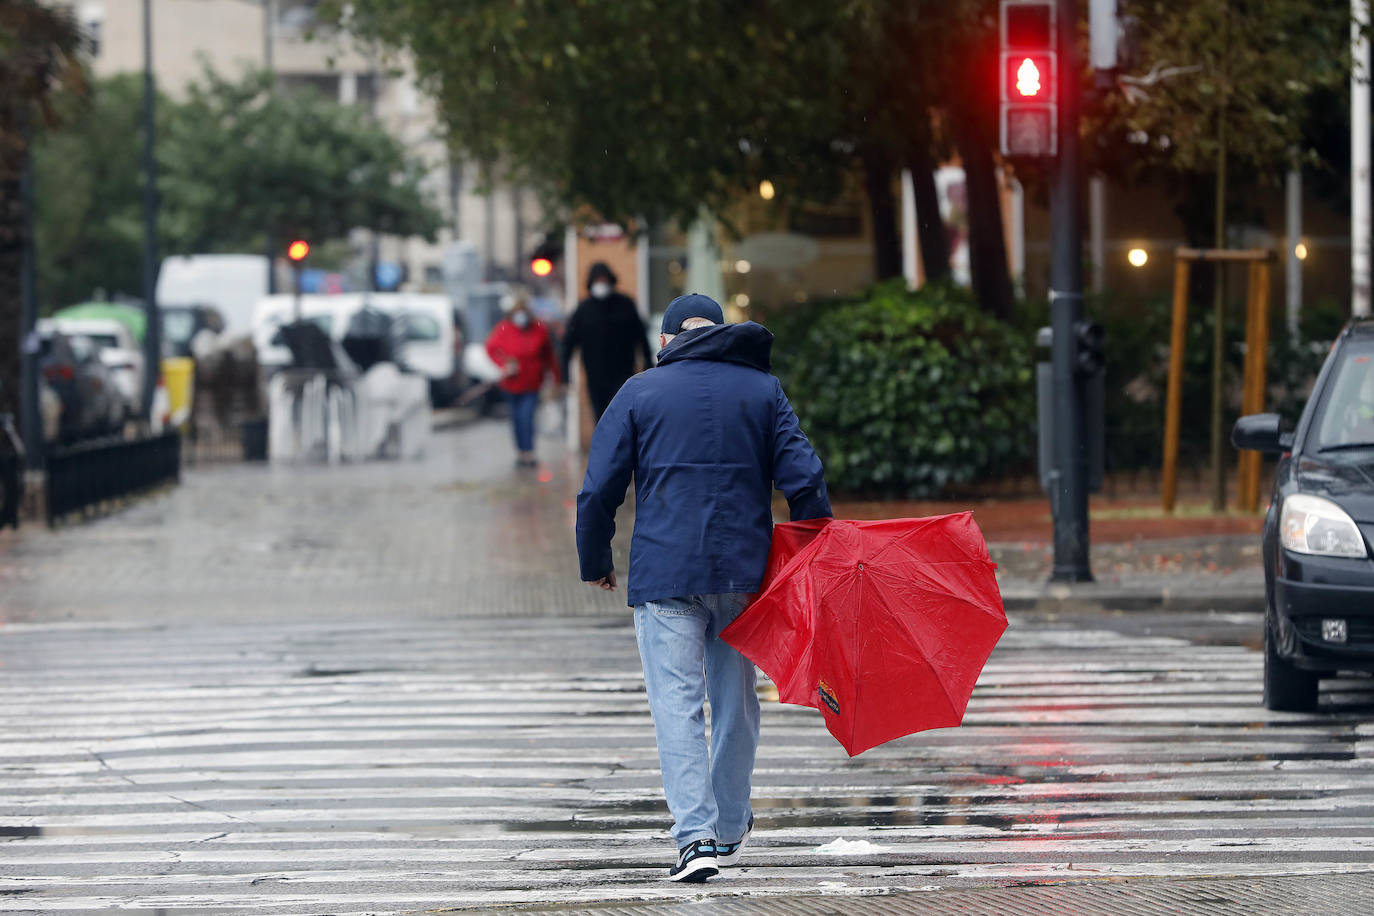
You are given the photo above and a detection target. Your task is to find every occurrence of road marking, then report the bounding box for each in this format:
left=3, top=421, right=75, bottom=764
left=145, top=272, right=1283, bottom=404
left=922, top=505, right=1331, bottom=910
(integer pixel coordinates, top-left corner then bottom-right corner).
left=2, top=617, right=1372, bottom=913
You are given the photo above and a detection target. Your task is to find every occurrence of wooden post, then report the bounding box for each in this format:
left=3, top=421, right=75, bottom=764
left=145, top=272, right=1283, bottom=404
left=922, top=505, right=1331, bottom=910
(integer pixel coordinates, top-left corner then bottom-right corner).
left=1162, top=255, right=1192, bottom=512
left=1237, top=262, right=1262, bottom=510
left=1238, top=261, right=1273, bottom=512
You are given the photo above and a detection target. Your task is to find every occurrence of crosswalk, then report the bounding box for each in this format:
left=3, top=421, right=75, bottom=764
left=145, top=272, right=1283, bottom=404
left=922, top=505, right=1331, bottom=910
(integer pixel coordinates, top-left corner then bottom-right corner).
left=2, top=613, right=1373, bottom=913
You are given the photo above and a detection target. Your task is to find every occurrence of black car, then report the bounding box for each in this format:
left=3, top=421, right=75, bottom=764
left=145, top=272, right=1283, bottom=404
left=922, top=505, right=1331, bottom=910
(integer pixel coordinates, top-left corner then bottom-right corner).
left=1233, top=318, right=1374, bottom=711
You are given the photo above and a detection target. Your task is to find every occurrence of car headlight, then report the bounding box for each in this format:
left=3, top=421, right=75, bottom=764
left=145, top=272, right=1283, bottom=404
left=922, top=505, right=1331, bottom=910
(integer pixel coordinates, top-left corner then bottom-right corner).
left=1279, top=494, right=1369, bottom=558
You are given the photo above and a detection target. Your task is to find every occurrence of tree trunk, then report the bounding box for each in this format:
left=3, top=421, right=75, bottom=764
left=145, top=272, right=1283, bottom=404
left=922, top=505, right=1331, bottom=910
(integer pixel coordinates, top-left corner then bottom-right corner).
left=862, top=149, right=903, bottom=282
left=0, top=162, right=24, bottom=420
left=907, top=146, right=950, bottom=284
left=955, top=125, right=1015, bottom=320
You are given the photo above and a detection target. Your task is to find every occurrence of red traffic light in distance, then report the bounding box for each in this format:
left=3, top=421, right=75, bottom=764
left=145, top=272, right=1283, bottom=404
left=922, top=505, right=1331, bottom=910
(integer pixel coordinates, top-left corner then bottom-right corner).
left=286, top=240, right=310, bottom=262
left=531, top=257, right=554, bottom=277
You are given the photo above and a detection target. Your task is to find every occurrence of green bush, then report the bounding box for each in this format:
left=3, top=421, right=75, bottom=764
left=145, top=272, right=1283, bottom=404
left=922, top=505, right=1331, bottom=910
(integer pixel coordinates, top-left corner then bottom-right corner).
left=767, top=281, right=1035, bottom=498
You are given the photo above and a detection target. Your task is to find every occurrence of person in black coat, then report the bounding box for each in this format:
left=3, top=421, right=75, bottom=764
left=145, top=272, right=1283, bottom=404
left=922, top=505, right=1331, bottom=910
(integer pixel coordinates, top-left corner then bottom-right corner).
left=561, top=262, right=654, bottom=422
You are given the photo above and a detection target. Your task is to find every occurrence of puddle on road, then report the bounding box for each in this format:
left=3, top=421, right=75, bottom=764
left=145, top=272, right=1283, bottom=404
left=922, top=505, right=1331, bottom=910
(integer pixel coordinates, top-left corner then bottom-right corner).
left=292, top=665, right=403, bottom=678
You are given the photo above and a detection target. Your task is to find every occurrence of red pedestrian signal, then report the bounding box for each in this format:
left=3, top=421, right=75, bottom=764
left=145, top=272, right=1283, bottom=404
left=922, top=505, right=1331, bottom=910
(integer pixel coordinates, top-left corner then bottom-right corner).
left=531, top=256, right=554, bottom=277
left=1006, top=53, right=1053, bottom=100
left=286, top=240, right=310, bottom=262
left=1000, top=1, right=1057, bottom=157
left=1016, top=57, right=1041, bottom=96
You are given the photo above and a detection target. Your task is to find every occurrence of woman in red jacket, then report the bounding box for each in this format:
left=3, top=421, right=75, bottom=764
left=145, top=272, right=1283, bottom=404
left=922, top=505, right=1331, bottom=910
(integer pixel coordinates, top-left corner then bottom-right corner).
left=485, top=291, right=562, bottom=467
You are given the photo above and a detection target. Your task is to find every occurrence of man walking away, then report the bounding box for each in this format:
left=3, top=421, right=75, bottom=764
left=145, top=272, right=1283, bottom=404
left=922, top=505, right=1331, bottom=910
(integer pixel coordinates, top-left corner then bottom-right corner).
left=561, top=262, right=654, bottom=422
left=575, top=294, right=831, bottom=882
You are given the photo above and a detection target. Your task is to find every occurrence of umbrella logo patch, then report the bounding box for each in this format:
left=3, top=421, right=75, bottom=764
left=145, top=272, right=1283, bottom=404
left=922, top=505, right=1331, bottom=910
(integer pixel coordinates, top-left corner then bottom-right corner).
left=818, top=680, right=840, bottom=715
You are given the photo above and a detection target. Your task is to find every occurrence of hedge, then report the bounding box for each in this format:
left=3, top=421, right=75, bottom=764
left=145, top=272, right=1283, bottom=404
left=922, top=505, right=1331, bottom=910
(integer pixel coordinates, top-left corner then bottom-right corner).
left=768, top=281, right=1035, bottom=498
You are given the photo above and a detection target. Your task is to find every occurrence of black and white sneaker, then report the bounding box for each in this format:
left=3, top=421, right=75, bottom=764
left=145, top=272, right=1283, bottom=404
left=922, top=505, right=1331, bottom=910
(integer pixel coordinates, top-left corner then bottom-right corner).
left=668, top=838, right=718, bottom=882
left=714, top=815, right=754, bottom=866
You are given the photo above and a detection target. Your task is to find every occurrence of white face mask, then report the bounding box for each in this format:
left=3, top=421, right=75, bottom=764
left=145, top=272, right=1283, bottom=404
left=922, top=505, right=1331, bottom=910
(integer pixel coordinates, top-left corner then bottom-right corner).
left=512, top=311, right=531, bottom=329
left=590, top=281, right=612, bottom=299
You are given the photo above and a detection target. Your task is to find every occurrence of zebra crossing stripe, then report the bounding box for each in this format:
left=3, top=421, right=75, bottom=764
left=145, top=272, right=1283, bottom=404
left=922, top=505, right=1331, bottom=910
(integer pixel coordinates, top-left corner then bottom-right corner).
left=3, top=616, right=1373, bottom=913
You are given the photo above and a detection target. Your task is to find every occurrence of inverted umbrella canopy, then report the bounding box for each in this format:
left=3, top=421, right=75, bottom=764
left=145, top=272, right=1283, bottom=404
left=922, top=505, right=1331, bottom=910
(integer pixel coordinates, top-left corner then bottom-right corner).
left=721, top=513, right=1006, bottom=756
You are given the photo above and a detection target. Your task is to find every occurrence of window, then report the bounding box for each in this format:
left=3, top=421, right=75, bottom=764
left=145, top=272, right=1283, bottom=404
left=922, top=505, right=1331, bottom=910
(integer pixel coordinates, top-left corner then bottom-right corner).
left=78, top=3, right=103, bottom=56
left=162, top=311, right=196, bottom=346
left=404, top=313, right=441, bottom=342
left=279, top=73, right=341, bottom=101
left=277, top=0, right=318, bottom=35
left=1313, top=341, right=1374, bottom=450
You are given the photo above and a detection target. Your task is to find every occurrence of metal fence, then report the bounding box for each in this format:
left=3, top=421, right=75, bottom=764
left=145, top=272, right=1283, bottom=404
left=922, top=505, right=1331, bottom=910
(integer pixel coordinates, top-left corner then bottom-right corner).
left=0, top=452, right=18, bottom=530
left=0, top=414, right=23, bottom=530
left=46, top=433, right=181, bottom=525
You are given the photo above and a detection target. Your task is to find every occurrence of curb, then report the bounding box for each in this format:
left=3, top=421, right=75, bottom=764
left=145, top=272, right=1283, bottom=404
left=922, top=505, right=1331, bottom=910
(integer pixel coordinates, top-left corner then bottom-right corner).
left=1000, top=589, right=1264, bottom=612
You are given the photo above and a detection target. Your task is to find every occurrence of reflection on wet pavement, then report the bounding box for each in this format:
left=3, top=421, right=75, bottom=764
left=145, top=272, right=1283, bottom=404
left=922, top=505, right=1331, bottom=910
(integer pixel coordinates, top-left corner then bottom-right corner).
left=0, top=421, right=1372, bottom=913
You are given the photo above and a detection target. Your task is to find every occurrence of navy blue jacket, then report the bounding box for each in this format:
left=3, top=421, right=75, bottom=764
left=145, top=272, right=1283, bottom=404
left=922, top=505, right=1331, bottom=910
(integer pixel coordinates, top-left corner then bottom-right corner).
left=575, top=321, right=831, bottom=606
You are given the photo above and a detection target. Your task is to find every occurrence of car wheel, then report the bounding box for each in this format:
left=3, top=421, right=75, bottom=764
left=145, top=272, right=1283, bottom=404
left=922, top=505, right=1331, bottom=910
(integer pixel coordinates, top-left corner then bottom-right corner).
left=1263, top=619, right=1318, bottom=712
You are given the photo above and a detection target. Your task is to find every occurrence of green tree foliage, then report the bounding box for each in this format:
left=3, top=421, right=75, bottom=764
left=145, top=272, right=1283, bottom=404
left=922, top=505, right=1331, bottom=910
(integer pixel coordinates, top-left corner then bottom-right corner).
left=336, top=1, right=851, bottom=224
left=768, top=281, right=1034, bottom=497
left=1093, top=0, right=1349, bottom=227
left=163, top=68, right=441, bottom=251
left=33, top=67, right=443, bottom=306
left=33, top=74, right=149, bottom=307
left=332, top=0, right=1011, bottom=307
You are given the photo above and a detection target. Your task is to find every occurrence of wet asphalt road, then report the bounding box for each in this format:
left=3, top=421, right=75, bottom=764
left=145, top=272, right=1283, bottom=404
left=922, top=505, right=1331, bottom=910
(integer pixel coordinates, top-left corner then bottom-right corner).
left=1, top=418, right=1373, bottom=913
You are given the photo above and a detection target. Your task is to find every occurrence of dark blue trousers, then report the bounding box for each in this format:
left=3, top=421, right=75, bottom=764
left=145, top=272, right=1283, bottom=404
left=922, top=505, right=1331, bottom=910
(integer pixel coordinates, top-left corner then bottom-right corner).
left=505, top=391, right=538, bottom=452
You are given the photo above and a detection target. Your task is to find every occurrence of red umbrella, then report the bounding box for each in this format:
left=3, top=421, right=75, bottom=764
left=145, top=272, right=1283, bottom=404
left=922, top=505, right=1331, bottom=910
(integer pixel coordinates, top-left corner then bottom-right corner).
left=720, top=513, right=1006, bottom=756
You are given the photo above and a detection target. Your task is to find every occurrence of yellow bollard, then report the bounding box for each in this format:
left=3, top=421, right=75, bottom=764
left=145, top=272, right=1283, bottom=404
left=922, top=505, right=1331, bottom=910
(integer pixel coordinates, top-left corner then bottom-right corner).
left=160, top=357, right=195, bottom=428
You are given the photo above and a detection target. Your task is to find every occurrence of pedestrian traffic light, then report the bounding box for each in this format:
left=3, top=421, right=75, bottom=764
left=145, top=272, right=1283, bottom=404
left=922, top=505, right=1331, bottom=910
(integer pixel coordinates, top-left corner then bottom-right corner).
left=1074, top=321, right=1105, bottom=375
left=287, top=240, right=310, bottom=262
left=1000, top=0, right=1057, bottom=157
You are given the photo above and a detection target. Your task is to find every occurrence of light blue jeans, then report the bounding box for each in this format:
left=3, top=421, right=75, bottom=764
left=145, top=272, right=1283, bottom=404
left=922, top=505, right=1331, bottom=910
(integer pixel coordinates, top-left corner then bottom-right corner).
left=634, top=593, right=760, bottom=849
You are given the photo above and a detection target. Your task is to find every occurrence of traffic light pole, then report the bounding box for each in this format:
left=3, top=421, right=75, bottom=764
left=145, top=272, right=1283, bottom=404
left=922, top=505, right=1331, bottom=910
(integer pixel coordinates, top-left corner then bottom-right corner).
left=140, top=0, right=161, bottom=421
left=1049, top=0, right=1092, bottom=581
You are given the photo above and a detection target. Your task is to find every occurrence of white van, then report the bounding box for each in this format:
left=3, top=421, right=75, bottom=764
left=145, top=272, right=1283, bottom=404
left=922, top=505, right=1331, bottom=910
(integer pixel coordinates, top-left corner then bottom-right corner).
left=157, top=255, right=270, bottom=339
left=252, top=293, right=459, bottom=404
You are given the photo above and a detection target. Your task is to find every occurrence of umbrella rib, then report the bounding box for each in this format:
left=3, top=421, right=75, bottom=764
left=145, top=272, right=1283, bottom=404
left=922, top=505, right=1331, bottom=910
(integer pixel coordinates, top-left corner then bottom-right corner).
left=872, top=559, right=1005, bottom=620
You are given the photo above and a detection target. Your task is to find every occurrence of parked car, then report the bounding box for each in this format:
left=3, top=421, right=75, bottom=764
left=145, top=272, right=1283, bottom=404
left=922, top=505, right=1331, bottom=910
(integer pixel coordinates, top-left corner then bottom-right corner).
left=51, top=317, right=144, bottom=419
left=36, top=324, right=124, bottom=441
left=1233, top=318, right=1374, bottom=711
left=39, top=379, right=61, bottom=444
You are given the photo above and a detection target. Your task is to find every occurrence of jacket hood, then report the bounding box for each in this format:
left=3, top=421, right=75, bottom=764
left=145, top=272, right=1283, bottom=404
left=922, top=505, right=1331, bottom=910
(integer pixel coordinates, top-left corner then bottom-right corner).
left=656, top=321, right=773, bottom=372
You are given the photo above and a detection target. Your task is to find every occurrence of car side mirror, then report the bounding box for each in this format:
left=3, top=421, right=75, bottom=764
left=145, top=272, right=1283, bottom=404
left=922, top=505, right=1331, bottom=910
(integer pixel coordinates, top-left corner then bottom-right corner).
left=1231, top=413, right=1289, bottom=454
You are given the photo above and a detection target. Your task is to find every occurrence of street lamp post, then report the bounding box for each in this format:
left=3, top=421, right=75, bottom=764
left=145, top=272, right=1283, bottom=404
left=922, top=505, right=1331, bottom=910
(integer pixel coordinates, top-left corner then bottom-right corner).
left=263, top=0, right=276, bottom=294
left=19, top=114, right=42, bottom=469
left=140, top=0, right=160, bottom=420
